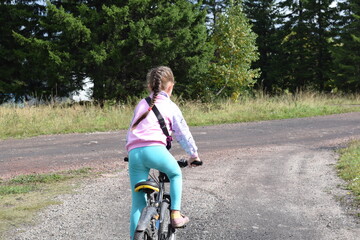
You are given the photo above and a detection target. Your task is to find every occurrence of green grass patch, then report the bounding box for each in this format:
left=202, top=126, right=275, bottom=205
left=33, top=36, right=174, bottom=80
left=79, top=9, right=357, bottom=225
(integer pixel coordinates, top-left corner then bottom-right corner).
left=1, top=92, right=360, bottom=140
left=0, top=168, right=95, bottom=239
left=10, top=173, right=68, bottom=184
left=337, top=141, right=360, bottom=203
left=0, top=185, right=35, bottom=195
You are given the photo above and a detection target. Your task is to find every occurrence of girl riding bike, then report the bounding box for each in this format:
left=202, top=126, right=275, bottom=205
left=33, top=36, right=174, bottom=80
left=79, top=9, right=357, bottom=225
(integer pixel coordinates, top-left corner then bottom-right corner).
left=126, top=66, right=202, bottom=240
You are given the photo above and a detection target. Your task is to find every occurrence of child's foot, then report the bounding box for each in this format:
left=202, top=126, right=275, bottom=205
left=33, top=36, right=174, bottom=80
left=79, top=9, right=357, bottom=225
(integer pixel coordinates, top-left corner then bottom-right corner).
left=171, top=211, right=189, bottom=228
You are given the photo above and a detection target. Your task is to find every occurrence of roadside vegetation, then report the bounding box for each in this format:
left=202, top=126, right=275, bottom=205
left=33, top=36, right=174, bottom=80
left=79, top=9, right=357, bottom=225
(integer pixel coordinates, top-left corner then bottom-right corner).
left=1, top=92, right=360, bottom=140
left=337, top=141, right=360, bottom=211
left=0, top=168, right=94, bottom=239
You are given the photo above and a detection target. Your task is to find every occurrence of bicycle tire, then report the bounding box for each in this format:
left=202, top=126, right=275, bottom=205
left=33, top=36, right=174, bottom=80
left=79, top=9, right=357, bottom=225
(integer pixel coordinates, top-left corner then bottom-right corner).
left=134, top=227, right=153, bottom=240
left=159, top=200, right=176, bottom=240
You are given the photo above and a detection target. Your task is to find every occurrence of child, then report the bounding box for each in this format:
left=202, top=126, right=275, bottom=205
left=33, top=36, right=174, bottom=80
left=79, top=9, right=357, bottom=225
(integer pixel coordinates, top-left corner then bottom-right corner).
left=126, top=66, right=202, bottom=240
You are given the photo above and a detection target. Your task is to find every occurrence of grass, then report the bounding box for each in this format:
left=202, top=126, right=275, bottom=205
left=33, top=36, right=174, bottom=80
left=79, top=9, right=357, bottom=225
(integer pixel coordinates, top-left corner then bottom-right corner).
left=0, top=168, right=94, bottom=239
left=337, top=141, right=360, bottom=205
left=1, top=92, right=360, bottom=140
left=10, top=173, right=68, bottom=184
left=181, top=92, right=360, bottom=126
left=0, top=103, right=134, bottom=139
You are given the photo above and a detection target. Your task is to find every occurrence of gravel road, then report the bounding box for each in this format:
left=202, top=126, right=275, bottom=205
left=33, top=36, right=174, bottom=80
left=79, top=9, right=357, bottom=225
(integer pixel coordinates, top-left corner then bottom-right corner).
left=2, top=112, right=360, bottom=240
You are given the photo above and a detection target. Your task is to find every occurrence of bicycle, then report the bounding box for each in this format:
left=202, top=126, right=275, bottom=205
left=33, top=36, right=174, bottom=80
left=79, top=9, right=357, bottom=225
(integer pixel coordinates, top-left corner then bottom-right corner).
left=125, top=157, right=201, bottom=240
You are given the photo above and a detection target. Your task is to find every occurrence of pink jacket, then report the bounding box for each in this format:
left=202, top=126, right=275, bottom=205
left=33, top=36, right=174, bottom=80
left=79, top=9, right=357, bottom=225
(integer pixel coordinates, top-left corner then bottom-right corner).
left=126, top=91, right=198, bottom=158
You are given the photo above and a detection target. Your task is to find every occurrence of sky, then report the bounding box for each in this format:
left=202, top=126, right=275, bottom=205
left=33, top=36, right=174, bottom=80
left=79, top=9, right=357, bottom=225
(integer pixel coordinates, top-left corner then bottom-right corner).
left=72, top=78, right=93, bottom=102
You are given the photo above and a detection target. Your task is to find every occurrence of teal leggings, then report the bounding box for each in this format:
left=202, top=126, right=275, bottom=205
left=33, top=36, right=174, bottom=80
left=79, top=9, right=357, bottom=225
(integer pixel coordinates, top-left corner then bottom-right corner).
left=128, top=145, right=182, bottom=240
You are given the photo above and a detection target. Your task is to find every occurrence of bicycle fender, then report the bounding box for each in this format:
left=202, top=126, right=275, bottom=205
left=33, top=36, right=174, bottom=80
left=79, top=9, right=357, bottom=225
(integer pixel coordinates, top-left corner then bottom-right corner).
left=136, top=206, right=158, bottom=231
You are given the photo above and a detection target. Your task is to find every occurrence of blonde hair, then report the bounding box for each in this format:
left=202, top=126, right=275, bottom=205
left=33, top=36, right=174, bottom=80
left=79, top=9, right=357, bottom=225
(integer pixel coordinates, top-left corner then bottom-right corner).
left=132, top=66, right=174, bottom=129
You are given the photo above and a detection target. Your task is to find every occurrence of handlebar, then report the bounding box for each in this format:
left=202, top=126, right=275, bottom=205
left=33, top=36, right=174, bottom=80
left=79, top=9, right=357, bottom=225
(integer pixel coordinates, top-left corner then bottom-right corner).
left=177, top=158, right=203, bottom=167
left=123, top=157, right=202, bottom=167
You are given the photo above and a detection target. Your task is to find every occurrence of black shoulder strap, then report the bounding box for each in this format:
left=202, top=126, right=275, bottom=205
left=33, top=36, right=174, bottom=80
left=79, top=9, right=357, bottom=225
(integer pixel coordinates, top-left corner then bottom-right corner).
left=145, top=97, right=170, bottom=137
left=145, top=97, right=172, bottom=150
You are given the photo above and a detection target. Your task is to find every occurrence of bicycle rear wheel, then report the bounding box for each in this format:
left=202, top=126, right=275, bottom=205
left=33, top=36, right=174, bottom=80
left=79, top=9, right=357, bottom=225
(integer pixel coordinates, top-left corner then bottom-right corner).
left=134, top=227, right=153, bottom=240
left=134, top=205, right=158, bottom=240
left=158, top=200, right=176, bottom=240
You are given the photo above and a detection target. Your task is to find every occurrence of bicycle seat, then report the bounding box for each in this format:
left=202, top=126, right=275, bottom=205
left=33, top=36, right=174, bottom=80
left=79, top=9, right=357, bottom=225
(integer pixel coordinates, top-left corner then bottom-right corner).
left=135, top=180, right=159, bottom=193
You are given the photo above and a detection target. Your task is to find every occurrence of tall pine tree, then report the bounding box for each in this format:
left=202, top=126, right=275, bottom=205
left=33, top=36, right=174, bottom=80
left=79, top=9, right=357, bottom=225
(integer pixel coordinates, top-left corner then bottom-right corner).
left=277, top=0, right=315, bottom=91
left=69, top=0, right=213, bottom=102
left=276, top=0, right=338, bottom=92
left=1, top=0, right=213, bottom=103
left=0, top=1, right=47, bottom=102
left=243, top=0, right=279, bottom=92
left=305, top=0, right=338, bottom=91
left=201, top=0, right=230, bottom=33
left=1, top=1, right=91, bottom=102
left=332, top=0, right=360, bottom=92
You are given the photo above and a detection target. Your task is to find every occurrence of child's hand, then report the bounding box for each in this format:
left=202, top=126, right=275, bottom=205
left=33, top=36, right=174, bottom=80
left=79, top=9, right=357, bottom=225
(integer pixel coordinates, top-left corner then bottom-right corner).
left=189, top=157, right=202, bottom=167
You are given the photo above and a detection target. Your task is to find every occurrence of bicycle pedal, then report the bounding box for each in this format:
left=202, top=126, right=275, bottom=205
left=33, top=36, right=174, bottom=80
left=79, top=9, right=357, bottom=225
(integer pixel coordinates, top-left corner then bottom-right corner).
left=172, top=224, right=187, bottom=229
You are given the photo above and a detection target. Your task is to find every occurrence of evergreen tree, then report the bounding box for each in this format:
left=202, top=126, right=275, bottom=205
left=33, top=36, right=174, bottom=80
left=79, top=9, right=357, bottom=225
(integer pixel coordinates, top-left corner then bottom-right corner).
left=13, top=2, right=91, bottom=101
left=0, top=1, right=90, bottom=102
left=201, top=0, right=230, bottom=32
left=243, top=0, right=279, bottom=92
left=277, top=0, right=315, bottom=91
left=332, top=0, right=360, bottom=92
left=276, top=0, right=338, bottom=92
left=0, top=1, right=47, bottom=102
left=72, top=0, right=213, bottom=103
left=74, top=1, right=129, bottom=104
left=305, top=0, right=338, bottom=91
left=1, top=0, right=213, bottom=103
left=210, top=1, right=259, bottom=99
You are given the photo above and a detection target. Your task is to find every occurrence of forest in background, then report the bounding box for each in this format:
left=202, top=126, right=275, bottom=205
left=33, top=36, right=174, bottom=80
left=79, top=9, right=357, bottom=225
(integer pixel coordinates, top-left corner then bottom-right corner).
left=0, top=0, right=359, bottom=104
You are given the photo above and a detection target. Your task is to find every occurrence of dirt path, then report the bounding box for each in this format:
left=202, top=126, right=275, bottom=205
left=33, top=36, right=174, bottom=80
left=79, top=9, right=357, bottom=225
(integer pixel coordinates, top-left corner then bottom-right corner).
left=2, top=112, right=360, bottom=239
